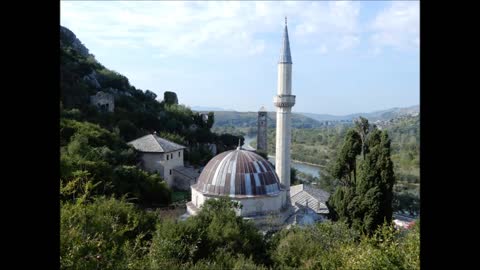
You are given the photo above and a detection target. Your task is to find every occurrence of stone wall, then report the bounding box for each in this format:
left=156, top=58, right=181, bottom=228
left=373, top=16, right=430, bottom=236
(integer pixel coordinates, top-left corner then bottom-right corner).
left=139, top=152, right=165, bottom=177
left=90, top=91, right=114, bottom=112
left=173, top=166, right=200, bottom=191
left=189, top=188, right=286, bottom=217
left=139, top=150, right=185, bottom=188
left=161, top=150, right=184, bottom=187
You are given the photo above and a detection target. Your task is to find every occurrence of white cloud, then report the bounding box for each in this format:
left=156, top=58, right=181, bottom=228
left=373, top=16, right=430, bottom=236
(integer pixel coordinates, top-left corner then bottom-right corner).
left=61, top=1, right=365, bottom=57
left=369, top=1, right=420, bottom=52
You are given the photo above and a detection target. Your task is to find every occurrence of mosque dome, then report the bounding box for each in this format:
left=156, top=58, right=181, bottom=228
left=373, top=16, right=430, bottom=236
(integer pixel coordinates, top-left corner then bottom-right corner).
left=193, top=148, right=281, bottom=197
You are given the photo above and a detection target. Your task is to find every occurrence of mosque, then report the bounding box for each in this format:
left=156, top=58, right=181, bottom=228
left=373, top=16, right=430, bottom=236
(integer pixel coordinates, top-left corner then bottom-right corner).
left=186, top=18, right=329, bottom=228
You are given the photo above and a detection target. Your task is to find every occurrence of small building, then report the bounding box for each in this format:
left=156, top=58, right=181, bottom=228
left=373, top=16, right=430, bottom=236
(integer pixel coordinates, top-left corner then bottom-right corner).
left=90, top=91, right=114, bottom=112
left=127, top=133, right=186, bottom=188
left=286, top=184, right=330, bottom=225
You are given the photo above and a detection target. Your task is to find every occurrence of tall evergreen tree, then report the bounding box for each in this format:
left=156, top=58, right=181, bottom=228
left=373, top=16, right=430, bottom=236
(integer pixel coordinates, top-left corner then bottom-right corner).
left=355, top=129, right=395, bottom=233
left=328, top=126, right=395, bottom=235
left=355, top=116, right=371, bottom=159
left=331, top=129, right=362, bottom=185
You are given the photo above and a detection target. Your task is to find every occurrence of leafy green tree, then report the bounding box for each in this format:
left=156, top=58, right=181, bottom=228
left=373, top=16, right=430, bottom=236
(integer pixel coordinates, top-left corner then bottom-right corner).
left=117, top=119, right=139, bottom=141
left=148, top=198, right=267, bottom=268
left=164, top=91, right=178, bottom=105
left=112, top=166, right=171, bottom=206
left=271, top=221, right=358, bottom=269
left=61, top=196, right=157, bottom=270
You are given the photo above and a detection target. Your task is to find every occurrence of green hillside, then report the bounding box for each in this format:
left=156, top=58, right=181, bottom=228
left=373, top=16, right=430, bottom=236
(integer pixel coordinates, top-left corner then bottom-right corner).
left=210, top=110, right=323, bottom=129
left=60, top=25, right=244, bottom=208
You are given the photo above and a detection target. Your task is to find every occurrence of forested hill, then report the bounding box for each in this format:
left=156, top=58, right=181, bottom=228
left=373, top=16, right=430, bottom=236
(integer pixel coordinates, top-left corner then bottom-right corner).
left=60, top=25, right=243, bottom=207
left=208, top=110, right=322, bottom=129
left=301, top=105, right=419, bottom=122
left=60, top=25, right=242, bottom=152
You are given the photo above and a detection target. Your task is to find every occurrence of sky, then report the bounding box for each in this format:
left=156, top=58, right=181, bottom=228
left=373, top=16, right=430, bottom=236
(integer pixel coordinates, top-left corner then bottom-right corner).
left=60, top=1, right=419, bottom=115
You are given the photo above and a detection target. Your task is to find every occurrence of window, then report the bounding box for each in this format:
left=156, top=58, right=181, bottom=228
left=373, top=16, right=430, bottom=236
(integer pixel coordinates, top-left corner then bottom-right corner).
left=171, top=153, right=173, bottom=159
left=169, top=169, right=172, bottom=175
left=166, top=155, right=169, bottom=160
left=178, top=151, right=181, bottom=157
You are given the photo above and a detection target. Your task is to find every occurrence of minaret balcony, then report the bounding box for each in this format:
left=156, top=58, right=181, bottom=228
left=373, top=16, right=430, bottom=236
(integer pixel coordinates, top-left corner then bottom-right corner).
left=273, top=95, right=296, bottom=108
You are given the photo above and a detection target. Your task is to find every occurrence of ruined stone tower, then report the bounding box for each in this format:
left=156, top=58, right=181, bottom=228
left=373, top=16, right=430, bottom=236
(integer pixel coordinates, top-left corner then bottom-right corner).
left=257, top=106, right=268, bottom=153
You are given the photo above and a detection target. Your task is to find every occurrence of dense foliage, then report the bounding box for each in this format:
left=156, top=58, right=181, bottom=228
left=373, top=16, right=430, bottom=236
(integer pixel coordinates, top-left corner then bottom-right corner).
left=61, top=193, right=419, bottom=270
left=60, top=26, right=244, bottom=207
left=60, top=118, right=172, bottom=206
left=327, top=119, right=396, bottom=235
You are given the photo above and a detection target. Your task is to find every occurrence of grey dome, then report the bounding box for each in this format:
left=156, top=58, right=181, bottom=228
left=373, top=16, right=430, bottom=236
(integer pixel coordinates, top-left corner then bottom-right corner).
left=193, top=149, right=281, bottom=197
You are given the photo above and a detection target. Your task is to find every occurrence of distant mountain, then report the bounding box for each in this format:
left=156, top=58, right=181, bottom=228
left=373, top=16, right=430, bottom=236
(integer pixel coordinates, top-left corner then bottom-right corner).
left=211, top=111, right=322, bottom=129
left=191, top=106, right=228, bottom=111
left=301, top=105, right=419, bottom=122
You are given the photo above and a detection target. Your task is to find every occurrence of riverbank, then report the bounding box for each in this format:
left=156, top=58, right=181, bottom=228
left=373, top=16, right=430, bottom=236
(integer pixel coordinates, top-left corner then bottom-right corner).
left=267, top=155, right=325, bottom=168
left=245, top=137, right=325, bottom=168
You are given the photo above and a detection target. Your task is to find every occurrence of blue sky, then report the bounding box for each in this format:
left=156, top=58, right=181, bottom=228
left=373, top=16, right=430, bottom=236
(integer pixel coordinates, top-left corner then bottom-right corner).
left=61, top=1, right=419, bottom=115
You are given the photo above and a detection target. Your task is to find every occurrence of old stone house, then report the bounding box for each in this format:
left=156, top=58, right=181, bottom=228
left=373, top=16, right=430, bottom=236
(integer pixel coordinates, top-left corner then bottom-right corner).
left=127, top=133, right=199, bottom=190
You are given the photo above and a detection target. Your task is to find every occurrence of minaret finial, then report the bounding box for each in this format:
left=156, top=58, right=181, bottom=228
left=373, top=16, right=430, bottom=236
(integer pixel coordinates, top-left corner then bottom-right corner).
left=285, top=16, right=287, bottom=25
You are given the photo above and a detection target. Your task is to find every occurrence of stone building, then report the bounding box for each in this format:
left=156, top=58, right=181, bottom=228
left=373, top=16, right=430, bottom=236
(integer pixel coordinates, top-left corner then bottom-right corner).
left=257, top=106, right=268, bottom=153
left=90, top=91, right=114, bottom=112
left=128, top=133, right=197, bottom=189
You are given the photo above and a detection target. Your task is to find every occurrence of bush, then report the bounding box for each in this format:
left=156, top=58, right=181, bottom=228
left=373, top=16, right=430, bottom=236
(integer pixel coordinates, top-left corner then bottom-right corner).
left=113, top=166, right=171, bottom=206
left=60, top=196, right=157, bottom=270
left=148, top=198, right=268, bottom=268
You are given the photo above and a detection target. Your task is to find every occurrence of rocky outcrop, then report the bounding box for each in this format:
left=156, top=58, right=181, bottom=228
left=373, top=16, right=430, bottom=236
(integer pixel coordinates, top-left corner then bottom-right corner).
left=60, top=26, right=90, bottom=57
left=82, top=70, right=101, bottom=89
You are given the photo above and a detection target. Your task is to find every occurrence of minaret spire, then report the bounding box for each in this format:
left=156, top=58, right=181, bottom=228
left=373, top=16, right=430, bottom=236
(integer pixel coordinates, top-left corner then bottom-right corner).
left=274, top=17, right=295, bottom=207
left=279, top=16, right=292, bottom=64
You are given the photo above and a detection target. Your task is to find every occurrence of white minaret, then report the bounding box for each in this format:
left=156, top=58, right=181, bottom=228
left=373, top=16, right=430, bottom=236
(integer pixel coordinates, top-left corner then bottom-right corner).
left=274, top=17, right=295, bottom=205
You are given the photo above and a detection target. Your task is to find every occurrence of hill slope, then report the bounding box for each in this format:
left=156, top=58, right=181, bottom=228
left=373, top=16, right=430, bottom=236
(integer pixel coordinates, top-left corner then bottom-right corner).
left=301, top=105, right=419, bottom=122
left=208, top=110, right=323, bottom=129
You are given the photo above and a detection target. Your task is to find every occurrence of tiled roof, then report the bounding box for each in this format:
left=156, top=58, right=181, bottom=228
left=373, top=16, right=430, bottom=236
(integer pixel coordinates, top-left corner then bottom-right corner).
left=193, top=149, right=281, bottom=197
left=173, top=166, right=201, bottom=179
left=290, top=184, right=330, bottom=214
left=127, top=134, right=186, bottom=153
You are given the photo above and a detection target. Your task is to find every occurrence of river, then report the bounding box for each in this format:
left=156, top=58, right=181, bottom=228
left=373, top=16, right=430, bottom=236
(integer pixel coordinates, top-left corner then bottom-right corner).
left=243, top=135, right=322, bottom=178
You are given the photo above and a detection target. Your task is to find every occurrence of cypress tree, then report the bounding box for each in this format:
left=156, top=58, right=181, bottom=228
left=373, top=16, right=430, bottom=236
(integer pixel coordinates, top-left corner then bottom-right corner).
left=328, top=125, right=395, bottom=235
